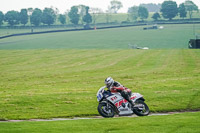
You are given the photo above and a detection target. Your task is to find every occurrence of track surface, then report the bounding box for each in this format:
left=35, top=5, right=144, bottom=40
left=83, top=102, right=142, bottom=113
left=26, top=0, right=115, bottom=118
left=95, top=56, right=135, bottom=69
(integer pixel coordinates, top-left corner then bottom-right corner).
left=1, top=111, right=199, bottom=123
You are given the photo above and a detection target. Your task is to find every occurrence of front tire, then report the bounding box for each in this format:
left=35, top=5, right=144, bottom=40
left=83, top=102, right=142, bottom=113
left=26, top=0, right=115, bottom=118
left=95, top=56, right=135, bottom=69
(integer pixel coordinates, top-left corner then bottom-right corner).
left=98, top=102, right=115, bottom=118
left=132, top=100, right=150, bottom=116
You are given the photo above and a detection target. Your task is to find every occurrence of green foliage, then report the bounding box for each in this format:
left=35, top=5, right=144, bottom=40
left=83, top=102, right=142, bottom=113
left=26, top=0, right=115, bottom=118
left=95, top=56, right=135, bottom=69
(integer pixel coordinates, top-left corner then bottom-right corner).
left=0, top=112, right=200, bottom=133
left=4, top=10, right=20, bottom=26
left=83, top=7, right=92, bottom=24
left=184, top=0, right=199, bottom=19
left=68, top=6, right=80, bottom=25
left=138, top=6, right=149, bottom=21
left=128, top=6, right=139, bottom=21
left=179, top=3, right=187, bottom=19
left=58, top=14, right=66, bottom=24
left=140, top=3, right=161, bottom=12
left=30, top=8, right=42, bottom=26
left=42, top=8, right=56, bottom=25
left=0, top=11, right=4, bottom=25
left=161, top=1, right=178, bottom=20
left=152, top=12, right=161, bottom=21
left=77, top=5, right=87, bottom=24
left=110, top=0, right=123, bottom=13
left=27, top=8, right=33, bottom=16
left=20, top=9, right=28, bottom=26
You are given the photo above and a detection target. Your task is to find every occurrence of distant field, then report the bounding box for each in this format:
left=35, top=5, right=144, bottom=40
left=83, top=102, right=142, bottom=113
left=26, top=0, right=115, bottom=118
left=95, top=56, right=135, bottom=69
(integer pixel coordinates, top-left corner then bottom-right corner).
left=0, top=49, right=199, bottom=120
left=96, top=12, right=200, bottom=23
left=0, top=26, right=84, bottom=36
left=0, top=24, right=199, bottom=49
left=0, top=11, right=200, bottom=37
left=0, top=112, right=200, bottom=133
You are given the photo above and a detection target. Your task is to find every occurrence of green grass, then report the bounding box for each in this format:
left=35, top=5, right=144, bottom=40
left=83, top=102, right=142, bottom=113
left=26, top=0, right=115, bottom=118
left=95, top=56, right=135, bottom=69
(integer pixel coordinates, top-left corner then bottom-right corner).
left=0, top=24, right=199, bottom=49
left=0, top=112, right=200, bottom=133
left=0, top=49, right=200, bottom=120
left=1, top=21, right=200, bottom=133
left=0, top=26, right=84, bottom=36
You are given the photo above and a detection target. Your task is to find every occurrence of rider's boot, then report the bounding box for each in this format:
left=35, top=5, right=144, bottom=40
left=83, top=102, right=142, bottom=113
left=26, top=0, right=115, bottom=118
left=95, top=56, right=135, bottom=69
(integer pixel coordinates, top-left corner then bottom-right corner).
left=130, top=101, right=135, bottom=108
left=127, top=99, right=135, bottom=108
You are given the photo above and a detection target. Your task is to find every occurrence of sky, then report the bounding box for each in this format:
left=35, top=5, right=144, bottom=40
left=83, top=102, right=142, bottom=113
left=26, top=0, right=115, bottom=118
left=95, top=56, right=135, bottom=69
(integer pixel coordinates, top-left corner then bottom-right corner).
left=1, top=0, right=200, bottom=14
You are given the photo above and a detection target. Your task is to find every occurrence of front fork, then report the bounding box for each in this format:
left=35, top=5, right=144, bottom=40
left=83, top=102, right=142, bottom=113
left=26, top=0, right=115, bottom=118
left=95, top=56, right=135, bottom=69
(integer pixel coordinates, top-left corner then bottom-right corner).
left=101, top=100, right=119, bottom=114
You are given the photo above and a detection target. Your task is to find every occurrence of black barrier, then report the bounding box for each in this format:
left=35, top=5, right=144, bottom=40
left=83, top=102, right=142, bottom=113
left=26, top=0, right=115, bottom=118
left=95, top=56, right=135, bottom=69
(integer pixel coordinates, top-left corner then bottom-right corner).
left=0, top=28, right=93, bottom=39
left=0, top=24, right=147, bottom=39
left=1, top=21, right=200, bottom=40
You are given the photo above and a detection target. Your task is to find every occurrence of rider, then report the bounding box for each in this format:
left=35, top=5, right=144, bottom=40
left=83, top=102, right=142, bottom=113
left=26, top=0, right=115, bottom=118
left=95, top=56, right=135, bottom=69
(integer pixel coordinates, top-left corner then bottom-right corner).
left=104, top=77, right=135, bottom=107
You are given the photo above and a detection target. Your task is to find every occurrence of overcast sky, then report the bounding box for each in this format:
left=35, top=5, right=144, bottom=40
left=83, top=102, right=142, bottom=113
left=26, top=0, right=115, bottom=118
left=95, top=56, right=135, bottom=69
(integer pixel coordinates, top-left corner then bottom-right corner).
left=1, top=0, right=200, bottom=13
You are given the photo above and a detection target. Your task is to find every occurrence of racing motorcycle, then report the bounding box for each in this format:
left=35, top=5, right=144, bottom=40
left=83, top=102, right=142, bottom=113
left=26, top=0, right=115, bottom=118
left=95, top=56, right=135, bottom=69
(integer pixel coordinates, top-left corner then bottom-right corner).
left=97, top=86, right=149, bottom=118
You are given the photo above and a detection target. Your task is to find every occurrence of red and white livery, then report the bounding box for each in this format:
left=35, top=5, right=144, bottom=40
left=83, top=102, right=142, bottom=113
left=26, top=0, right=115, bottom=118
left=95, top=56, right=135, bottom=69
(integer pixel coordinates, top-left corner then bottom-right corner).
left=97, top=86, right=150, bottom=117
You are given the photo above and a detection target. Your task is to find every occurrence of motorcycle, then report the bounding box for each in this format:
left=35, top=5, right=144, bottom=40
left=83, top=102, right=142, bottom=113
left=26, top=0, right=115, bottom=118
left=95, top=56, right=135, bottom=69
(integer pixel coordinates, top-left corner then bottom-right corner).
left=97, top=86, right=150, bottom=118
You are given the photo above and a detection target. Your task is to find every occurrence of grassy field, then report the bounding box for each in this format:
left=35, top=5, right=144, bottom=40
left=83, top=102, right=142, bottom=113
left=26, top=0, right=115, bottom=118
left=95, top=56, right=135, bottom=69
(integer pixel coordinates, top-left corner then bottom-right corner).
left=0, top=112, right=200, bottom=133
left=0, top=49, right=199, bottom=120
left=0, top=23, right=200, bottom=132
left=95, top=12, right=200, bottom=23
left=0, top=24, right=199, bottom=49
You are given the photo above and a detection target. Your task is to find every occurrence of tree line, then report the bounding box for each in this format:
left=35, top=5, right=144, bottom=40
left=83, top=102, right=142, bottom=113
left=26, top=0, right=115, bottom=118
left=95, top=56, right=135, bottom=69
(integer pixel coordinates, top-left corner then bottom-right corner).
left=0, top=5, right=93, bottom=27
left=128, top=0, right=198, bottom=21
left=0, top=0, right=199, bottom=27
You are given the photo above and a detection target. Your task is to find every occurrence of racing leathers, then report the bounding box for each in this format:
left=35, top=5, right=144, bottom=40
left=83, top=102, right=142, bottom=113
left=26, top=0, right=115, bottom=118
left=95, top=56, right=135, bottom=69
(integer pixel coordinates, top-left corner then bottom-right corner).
left=107, top=81, right=134, bottom=107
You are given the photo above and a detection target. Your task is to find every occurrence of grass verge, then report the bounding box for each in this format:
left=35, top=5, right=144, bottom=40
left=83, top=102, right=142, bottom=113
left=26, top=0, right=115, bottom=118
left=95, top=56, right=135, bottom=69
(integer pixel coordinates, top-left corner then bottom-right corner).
left=0, top=112, right=200, bottom=133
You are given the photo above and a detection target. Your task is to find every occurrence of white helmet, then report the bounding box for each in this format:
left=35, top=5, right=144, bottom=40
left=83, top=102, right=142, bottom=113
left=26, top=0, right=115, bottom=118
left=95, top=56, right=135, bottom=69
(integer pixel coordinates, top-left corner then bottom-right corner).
left=105, top=77, right=114, bottom=88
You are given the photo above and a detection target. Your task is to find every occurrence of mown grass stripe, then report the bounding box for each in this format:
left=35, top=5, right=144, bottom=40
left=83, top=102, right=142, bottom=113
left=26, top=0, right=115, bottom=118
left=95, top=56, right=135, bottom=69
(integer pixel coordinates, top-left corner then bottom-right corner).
left=0, top=49, right=200, bottom=119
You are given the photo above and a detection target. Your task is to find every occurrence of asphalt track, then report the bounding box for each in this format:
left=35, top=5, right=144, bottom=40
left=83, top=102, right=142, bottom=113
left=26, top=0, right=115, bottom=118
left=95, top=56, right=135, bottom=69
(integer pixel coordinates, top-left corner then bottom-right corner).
left=1, top=111, right=199, bottom=123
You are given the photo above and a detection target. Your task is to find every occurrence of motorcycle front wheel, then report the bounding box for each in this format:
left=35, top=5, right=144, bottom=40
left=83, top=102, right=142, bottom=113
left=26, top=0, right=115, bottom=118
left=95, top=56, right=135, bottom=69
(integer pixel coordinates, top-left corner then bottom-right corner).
left=132, top=100, right=150, bottom=116
left=98, top=102, right=115, bottom=118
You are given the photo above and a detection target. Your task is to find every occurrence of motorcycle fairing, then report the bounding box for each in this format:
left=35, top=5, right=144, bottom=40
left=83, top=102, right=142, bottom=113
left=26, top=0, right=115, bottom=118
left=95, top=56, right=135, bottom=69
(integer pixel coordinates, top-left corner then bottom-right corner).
left=106, top=93, right=133, bottom=115
left=106, top=93, right=144, bottom=115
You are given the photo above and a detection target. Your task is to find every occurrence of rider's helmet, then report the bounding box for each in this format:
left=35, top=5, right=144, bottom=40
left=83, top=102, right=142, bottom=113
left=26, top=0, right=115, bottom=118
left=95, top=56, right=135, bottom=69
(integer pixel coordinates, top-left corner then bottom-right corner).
left=105, top=77, right=114, bottom=88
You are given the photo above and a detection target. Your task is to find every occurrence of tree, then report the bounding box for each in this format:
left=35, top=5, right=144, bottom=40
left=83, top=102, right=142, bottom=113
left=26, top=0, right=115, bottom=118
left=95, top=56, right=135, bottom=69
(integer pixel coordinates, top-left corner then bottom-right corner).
left=64, top=10, right=70, bottom=24
left=83, top=6, right=92, bottom=24
left=160, top=1, right=178, bottom=20
left=90, top=8, right=102, bottom=25
left=77, top=5, right=87, bottom=24
left=27, top=8, right=33, bottom=16
left=140, top=3, right=161, bottom=12
left=110, top=0, right=123, bottom=13
left=0, top=11, right=4, bottom=26
left=58, top=14, right=66, bottom=24
left=138, top=6, right=149, bottom=21
left=30, top=8, right=42, bottom=26
left=152, top=12, right=161, bottom=21
left=179, top=3, right=187, bottom=19
left=42, top=8, right=56, bottom=25
left=128, top=6, right=139, bottom=21
left=4, top=10, right=20, bottom=26
left=20, top=9, right=28, bottom=26
left=68, top=6, right=80, bottom=25
left=184, top=0, right=198, bottom=19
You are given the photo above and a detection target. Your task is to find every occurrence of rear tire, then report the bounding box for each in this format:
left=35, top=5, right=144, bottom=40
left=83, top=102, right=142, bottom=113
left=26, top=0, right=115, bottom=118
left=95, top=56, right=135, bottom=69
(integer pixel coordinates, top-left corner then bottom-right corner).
left=98, top=102, right=115, bottom=118
left=132, top=100, right=150, bottom=116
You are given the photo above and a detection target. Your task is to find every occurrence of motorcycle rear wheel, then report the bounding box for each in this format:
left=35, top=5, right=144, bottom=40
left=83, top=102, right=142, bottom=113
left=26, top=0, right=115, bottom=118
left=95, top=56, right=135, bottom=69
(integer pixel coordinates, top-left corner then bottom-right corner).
left=133, top=100, right=150, bottom=116
left=98, top=102, right=115, bottom=118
